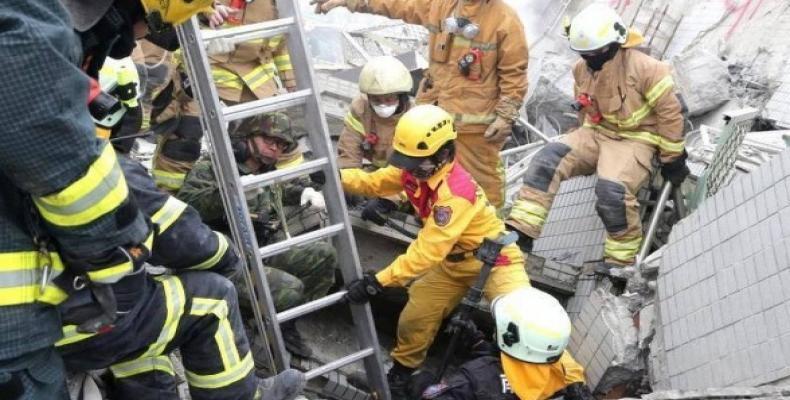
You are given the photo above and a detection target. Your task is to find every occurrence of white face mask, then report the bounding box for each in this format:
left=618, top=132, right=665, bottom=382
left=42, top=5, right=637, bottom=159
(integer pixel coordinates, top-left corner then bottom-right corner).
left=373, top=104, right=398, bottom=118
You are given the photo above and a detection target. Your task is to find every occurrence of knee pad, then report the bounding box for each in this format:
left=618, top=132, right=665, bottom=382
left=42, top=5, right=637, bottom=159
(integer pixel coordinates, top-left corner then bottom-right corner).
left=595, top=179, right=628, bottom=234
left=523, top=142, right=572, bottom=192
left=161, top=138, right=202, bottom=162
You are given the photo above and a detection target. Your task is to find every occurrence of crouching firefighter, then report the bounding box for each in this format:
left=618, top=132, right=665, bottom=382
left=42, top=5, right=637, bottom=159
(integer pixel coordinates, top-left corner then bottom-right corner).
left=56, top=0, right=305, bottom=399
left=177, top=112, right=337, bottom=359
left=339, top=105, right=586, bottom=398
left=411, top=287, right=594, bottom=400
left=506, top=4, right=688, bottom=270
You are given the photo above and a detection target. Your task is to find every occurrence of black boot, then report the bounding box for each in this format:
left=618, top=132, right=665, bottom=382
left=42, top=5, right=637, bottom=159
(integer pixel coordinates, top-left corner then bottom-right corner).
left=281, top=321, right=313, bottom=358
left=564, top=382, right=595, bottom=400
left=387, top=362, right=414, bottom=400
left=512, top=229, right=534, bottom=253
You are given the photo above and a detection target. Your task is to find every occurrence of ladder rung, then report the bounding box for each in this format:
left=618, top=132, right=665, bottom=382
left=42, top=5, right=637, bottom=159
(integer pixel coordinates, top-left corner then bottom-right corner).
left=277, top=291, right=347, bottom=323
left=201, top=17, right=295, bottom=42
left=242, top=157, right=328, bottom=190
left=223, top=89, right=312, bottom=122
left=258, top=224, right=345, bottom=259
left=304, top=348, right=375, bottom=380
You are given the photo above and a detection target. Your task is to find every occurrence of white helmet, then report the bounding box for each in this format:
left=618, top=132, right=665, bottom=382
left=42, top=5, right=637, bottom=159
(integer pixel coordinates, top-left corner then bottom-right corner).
left=567, top=4, right=628, bottom=52
left=358, top=56, right=414, bottom=96
left=491, top=287, right=571, bottom=364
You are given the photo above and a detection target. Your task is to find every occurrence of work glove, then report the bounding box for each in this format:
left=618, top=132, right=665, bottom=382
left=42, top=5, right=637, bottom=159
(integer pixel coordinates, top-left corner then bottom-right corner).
left=511, top=229, right=534, bottom=253
left=207, top=4, right=237, bottom=28
left=483, top=116, right=513, bottom=142
left=408, top=371, right=438, bottom=400
left=660, top=150, right=690, bottom=187
left=300, top=187, right=326, bottom=211
left=310, top=0, right=358, bottom=14
left=361, top=198, right=398, bottom=226
left=206, top=37, right=236, bottom=56
left=344, top=272, right=383, bottom=304
left=563, top=382, right=595, bottom=400
left=446, top=316, right=486, bottom=349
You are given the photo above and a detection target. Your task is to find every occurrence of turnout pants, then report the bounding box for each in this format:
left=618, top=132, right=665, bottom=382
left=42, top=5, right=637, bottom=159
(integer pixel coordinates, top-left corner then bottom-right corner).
left=58, top=272, right=257, bottom=400
left=455, top=132, right=507, bottom=209
left=391, top=244, right=528, bottom=368
left=508, top=128, right=656, bottom=265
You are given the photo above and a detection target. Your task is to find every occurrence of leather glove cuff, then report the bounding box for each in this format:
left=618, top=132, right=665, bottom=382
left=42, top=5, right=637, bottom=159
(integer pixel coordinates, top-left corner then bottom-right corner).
left=495, top=96, right=522, bottom=121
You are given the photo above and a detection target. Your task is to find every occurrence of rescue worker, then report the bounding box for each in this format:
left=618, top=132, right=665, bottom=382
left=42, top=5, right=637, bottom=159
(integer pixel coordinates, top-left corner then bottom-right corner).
left=505, top=4, right=688, bottom=268
left=57, top=1, right=305, bottom=399
left=177, top=112, right=337, bottom=358
left=152, top=0, right=298, bottom=193
left=413, top=287, right=594, bottom=400
left=337, top=55, right=414, bottom=227
left=339, top=104, right=533, bottom=398
left=313, top=0, right=529, bottom=208
left=0, top=2, right=152, bottom=397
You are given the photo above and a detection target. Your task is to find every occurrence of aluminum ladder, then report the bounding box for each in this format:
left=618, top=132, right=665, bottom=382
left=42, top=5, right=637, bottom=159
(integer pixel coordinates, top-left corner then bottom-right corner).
left=174, top=2, right=390, bottom=398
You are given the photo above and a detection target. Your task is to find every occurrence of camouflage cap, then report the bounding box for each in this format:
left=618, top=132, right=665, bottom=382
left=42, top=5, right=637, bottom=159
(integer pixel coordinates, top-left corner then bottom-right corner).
left=229, top=112, right=297, bottom=152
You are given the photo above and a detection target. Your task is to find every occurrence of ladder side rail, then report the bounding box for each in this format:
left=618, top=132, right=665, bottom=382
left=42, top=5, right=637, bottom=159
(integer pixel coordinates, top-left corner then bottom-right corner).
left=176, top=18, right=289, bottom=372
left=275, top=1, right=391, bottom=398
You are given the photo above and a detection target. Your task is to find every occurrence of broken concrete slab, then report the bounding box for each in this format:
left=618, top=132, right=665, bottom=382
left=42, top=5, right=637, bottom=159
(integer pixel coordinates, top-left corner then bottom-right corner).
left=671, top=49, right=730, bottom=117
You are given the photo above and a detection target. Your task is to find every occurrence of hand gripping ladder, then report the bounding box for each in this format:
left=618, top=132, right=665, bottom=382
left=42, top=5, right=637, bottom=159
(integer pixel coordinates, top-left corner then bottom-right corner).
left=175, top=3, right=390, bottom=398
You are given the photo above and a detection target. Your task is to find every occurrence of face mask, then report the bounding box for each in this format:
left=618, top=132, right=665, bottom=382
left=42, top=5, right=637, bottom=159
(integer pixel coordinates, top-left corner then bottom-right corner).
left=373, top=104, right=399, bottom=118
left=581, top=45, right=620, bottom=71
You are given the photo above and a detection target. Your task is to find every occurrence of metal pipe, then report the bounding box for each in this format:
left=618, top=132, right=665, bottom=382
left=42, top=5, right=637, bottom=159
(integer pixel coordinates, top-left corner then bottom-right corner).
left=637, top=181, right=673, bottom=266
left=673, top=186, right=687, bottom=219
left=304, top=348, right=375, bottom=380
left=500, top=142, right=545, bottom=158
left=277, top=291, right=347, bottom=323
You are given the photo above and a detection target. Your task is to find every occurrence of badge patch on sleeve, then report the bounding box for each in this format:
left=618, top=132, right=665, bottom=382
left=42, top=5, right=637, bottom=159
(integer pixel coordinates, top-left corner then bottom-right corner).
left=433, top=206, right=453, bottom=226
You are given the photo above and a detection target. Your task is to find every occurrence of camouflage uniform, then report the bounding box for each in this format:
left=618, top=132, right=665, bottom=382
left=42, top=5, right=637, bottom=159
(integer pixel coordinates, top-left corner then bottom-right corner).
left=176, top=114, right=336, bottom=312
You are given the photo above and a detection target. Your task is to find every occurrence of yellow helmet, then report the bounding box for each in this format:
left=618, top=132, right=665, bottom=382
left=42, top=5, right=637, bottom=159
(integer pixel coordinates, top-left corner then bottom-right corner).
left=358, top=56, right=414, bottom=95
left=141, top=0, right=215, bottom=27
left=389, top=105, right=457, bottom=170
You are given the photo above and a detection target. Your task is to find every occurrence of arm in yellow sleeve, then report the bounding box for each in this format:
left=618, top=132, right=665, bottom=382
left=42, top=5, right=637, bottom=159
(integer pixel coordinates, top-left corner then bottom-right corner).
left=353, top=0, right=433, bottom=26
left=340, top=165, right=403, bottom=198
left=376, top=195, right=476, bottom=287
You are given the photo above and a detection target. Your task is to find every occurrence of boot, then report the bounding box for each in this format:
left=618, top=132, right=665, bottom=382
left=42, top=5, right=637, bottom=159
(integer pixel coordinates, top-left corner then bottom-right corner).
left=387, top=362, right=414, bottom=400
left=511, top=228, right=534, bottom=254
left=563, top=382, right=595, bottom=400
left=281, top=321, right=313, bottom=358
left=257, top=369, right=306, bottom=400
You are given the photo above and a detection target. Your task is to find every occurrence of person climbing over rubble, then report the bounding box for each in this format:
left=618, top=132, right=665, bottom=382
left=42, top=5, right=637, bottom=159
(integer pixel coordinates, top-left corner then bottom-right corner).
left=338, top=104, right=586, bottom=399
left=52, top=1, right=305, bottom=399
left=337, top=55, right=415, bottom=227
left=313, top=0, right=529, bottom=209
left=506, top=4, right=689, bottom=271
left=151, top=0, right=299, bottom=194
left=411, top=287, right=594, bottom=400
left=177, top=112, right=337, bottom=359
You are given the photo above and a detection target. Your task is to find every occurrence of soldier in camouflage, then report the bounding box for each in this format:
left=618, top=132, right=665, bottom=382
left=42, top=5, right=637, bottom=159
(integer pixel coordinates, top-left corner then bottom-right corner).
left=177, top=112, right=336, bottom=358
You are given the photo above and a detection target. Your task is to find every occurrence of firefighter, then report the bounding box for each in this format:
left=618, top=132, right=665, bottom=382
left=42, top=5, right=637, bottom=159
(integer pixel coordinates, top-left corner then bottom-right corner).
left=313, top=0, right=528, bottom=208
left=506, top=4, right=688, bottom=269
left=0, top=2, right=153, bottom=398
left=413, top=287, right=594, bottom=400
left=177, top=112, right=337, bottom=358
left=56, top=1, right=305, bottom=399
left=337, top=55, right=414, bottom=227
left=151, top=0, right=298, bottom=193
left=339, top=104, right=533, bottom=398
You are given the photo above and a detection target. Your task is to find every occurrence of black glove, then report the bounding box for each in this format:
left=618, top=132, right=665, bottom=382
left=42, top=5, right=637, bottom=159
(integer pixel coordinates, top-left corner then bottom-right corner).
left=408, top=370, right=438, bottom=400
left=309, top=170, right=326, bottom=186
left=344, top=272, right=383, bottom=304
left=563, top=382, right=595, bottom=400
left=511, top=228, right=534, bottom=253
left=660, top=150, right=690, bottom=187
left=446, top=315, right=485, bottom=349
left=361, top=198, right=398, bottom=226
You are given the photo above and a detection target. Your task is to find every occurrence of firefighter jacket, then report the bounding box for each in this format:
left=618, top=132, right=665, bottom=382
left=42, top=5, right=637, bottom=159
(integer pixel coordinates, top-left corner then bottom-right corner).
left=574, top=48, right=684, bottom=163
left=340, top=161, right=522, bottom=287
left=337, top=95, right=412, bottom=169
left=208, top=0, right=296, bottom=102
left=347, top=0, right=528, bottom=133
left=0, top=0, right=150, bottom=361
